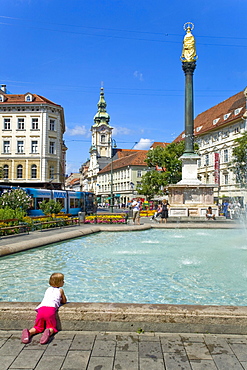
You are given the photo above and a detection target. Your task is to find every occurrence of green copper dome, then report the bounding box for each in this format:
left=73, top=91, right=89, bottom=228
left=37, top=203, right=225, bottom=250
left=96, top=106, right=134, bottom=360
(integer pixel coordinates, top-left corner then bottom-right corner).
left=93, top=87, right=111, bottom=126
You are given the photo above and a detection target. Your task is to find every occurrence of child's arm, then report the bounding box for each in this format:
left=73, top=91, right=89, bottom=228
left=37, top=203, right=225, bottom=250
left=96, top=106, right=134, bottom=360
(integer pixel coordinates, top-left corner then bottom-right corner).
left=60, top=288, right=67, bottom=304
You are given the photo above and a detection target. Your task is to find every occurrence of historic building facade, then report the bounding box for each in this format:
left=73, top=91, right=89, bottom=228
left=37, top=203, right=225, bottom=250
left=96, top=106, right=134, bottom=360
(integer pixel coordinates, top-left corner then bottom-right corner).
left=80, top=88, right=150, bottom=203
left=84, top=87, right=114, bottom=193
left=176, top=88, right=247, bottom=203
left=97, top=150, right=149, bottom=205
left=0, top=86, right=66, bottom=189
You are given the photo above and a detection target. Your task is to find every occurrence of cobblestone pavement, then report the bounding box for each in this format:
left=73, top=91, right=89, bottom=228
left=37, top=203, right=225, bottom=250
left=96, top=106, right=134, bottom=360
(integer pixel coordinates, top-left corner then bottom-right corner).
left=2, top=330, right=247, bottom=370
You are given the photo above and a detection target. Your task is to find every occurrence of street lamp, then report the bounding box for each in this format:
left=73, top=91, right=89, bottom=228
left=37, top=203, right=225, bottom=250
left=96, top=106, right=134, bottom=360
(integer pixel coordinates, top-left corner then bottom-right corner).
left=110, top=138, right=117, bottom=213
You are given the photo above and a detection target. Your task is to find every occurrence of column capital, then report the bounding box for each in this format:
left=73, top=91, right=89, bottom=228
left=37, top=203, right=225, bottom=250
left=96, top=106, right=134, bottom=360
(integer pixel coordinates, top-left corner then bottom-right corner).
left=182, top=61, right=196, bottom=75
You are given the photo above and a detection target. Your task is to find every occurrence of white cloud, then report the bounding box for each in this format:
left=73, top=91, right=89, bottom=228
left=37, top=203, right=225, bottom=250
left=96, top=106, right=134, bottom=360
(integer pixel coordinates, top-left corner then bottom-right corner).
left=66, top=162, right=78, bottom=175
left=133, top=70, right=144, bottom=81
left=66, top=125, right=89, bottom=136
left=113, top=126, right=132, bottom=136
left=133, top=138, right=153, bottom=150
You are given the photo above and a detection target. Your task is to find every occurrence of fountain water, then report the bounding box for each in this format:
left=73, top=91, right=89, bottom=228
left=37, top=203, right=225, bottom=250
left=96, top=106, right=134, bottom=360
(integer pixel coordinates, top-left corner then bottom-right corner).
left=0, top=228, right=246, bottom=306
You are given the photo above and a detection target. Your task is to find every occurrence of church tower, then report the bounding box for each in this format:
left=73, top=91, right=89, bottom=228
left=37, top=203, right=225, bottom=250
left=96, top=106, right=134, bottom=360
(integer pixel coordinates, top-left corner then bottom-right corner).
left=87, top=87, right=113, bottom=192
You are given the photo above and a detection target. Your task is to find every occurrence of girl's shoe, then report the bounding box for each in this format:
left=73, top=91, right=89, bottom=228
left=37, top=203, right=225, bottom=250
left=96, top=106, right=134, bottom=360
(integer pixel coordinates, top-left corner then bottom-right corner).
left=21, top=329, right=30, bottom=344
left=40, top=329, right=50, bottom=344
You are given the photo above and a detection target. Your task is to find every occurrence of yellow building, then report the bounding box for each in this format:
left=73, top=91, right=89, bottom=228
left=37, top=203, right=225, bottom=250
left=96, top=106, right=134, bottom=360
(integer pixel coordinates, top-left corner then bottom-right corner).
left=0, top=85, right=66, bottom=189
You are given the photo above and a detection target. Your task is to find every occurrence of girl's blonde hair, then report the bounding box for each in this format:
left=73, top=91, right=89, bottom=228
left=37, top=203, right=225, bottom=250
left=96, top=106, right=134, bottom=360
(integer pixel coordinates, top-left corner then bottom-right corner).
left=49, top=273, right=64, bottom=287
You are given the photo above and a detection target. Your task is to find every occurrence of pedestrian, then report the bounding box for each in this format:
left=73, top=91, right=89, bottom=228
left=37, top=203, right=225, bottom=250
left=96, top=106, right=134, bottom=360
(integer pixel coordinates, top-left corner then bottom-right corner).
left=206, top=206, right=216, bottom=220
left=160, top=199, right=170, bottom=223
left=132, top=197, right=141, bottom=225
left=151, top=202, right=162, bottom=220
left=222, top=200, right=229, bottom=218
left=21, top=272, right=67, bottom=344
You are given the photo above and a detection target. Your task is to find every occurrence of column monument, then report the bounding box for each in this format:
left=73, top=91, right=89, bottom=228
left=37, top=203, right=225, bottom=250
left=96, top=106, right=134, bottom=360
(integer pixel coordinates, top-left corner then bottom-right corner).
left=168, top=23, right=216, bottom=217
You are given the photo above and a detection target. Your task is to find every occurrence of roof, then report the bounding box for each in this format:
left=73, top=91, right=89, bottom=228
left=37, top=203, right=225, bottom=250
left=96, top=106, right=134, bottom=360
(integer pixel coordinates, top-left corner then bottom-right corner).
left=98, top=150, right=148, bottom=174
left=70, top=178, right=80, bottom=186
left=0, top=93, right=62, bottom=107
left=174, top=90, right=246, bottom=142
left=115, top=149, right=142, bottom=159
left=150, top=142, right=170, bottom=149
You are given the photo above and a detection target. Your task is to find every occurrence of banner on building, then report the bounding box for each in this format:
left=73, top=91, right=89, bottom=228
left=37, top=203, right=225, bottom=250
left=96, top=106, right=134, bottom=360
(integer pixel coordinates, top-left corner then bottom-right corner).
left=214, top=152, right=220, bottom=185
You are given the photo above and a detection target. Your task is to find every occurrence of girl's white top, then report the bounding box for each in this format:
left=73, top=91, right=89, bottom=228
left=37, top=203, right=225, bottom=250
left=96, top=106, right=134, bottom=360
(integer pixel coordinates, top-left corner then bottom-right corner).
left=36, top=287, right=61, bottom=310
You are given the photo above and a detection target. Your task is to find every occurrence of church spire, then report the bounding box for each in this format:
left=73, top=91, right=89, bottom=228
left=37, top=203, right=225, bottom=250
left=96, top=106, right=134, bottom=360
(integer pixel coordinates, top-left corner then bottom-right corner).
left=93, top=87, right=110, bottom=126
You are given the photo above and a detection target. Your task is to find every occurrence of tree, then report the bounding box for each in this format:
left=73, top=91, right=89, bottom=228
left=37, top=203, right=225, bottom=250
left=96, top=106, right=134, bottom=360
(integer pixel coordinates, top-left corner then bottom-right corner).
left=0, top=188, right=32, bottom=212
left=231, top=132, right=247, bottom=188
left=137, top=141, right=198, bottom=199
left=39, top=199, right=63, bottom=215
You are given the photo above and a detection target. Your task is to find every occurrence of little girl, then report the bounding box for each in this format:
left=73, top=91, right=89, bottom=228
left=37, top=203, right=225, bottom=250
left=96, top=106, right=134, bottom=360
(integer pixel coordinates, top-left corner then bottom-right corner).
left=21, top=272, right=67, bottom=344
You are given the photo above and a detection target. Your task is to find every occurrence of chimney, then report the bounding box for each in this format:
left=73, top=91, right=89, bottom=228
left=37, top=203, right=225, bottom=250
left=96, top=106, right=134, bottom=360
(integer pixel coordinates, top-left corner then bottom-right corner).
left=1, top=84, right=6, bottom=93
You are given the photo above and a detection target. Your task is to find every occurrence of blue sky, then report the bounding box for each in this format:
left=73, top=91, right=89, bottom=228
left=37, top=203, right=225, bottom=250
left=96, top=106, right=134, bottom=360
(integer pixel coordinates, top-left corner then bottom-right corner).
left=1, top=0, right=247, bottom=174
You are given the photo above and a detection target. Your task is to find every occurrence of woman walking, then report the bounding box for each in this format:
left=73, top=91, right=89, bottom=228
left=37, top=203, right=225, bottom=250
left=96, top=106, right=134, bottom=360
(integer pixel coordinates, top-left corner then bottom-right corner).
left=160, top=199, right=170, bottom=224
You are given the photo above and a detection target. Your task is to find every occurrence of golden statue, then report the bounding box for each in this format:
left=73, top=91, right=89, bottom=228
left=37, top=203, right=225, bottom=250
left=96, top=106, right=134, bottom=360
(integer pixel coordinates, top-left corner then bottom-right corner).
left=181, top=22, right=197, bottom=62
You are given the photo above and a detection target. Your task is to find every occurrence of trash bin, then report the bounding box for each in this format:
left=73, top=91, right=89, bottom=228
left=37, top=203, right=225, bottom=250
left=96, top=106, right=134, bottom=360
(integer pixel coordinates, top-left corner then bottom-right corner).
left=78, top=211, right=86, bottom=224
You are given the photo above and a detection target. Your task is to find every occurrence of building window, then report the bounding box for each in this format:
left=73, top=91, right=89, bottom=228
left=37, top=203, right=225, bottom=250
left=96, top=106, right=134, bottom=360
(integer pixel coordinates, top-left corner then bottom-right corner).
left=49, top=141, right=55, bottom=154
left=17, top=140, right=24, bottom=153
left=222, top=131, right=229, bottom=138
left=101, top=134, right=106, bottom=143
left=49, top=166, right=54, bottom=179
left=3, top=165, right=8, bottom=178
left=17, top=164, right=23, bottom=179
left=224, top=149, right=229, bottom=163
left=17, top=118, right=25, bottom=130
left=31, top=164, right=37, bottom=179
left=213, top=118, right=220, bottom=125
left=31, top=140, right=38, bottom=153
left=137, top=170, right=142, bottom=178
left=224, top=113, right=231, bottom=120
left=4, top=118, right=10, bottom=130
left=224, top=174, right=229, bottom=185
left=32, top=118, right=39, bottom=130
left=3, top=140, right=10, bottom=153
left=25, top=94, right=33, bottom=102
left=205, top=154, right=209, bottom=166
left=49, top=119, right=55, bottom=131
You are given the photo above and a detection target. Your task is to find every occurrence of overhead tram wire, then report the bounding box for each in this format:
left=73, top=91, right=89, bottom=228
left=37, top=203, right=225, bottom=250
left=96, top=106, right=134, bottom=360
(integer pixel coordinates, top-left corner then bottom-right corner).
left=1, top=15, right=247, bottom=42
left=0, top=16, right=247, bottom=48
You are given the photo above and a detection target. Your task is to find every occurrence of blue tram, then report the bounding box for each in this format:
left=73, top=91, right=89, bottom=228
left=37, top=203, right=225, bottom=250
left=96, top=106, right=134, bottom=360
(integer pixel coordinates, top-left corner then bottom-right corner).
left=0, top=186, right=96, bottom=216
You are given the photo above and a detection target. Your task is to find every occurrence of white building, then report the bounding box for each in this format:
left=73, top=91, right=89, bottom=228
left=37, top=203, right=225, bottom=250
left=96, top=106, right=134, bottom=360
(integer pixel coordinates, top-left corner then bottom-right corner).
left=85, top=87, right=114, bottom=193
left=176, top=88, right=247, bottom=204
left=0, top=85, right=66, bottom=189
left=97, top=149, right=149, bottom=205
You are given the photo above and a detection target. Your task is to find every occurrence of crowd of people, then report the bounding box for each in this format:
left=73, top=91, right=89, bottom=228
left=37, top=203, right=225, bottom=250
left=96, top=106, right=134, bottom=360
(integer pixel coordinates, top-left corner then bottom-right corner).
left=218, top=200, right=242, bottom=219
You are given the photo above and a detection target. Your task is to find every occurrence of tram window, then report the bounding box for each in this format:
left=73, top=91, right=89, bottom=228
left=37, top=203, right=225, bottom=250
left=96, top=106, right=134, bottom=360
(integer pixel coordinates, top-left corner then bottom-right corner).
left=56, top=198, right=65, bottom=208
left=29, top=197, right=34, bottom=210
left=80, top=198, right=85, bottom=209
left=70, top=198, right=75, bottom=208
left=74, top=198, right=80, bottom=208
left=37, top=197, right=49, bottom=209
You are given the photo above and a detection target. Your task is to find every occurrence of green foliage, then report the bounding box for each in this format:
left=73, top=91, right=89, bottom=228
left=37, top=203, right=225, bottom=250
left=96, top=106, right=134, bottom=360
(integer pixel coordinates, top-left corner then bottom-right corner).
left=231, top=132, right=247, bottom=188
left=136, top=170, right=167, bottom=199
left=0, top=207, right=26, bottom=221
left=138, top=141, right=198, bottom=199
left=0, top=188, right=32, bottom=213
left=136, top=328, right=145, bottom=334
left=39, top=199, right=63, bottom=215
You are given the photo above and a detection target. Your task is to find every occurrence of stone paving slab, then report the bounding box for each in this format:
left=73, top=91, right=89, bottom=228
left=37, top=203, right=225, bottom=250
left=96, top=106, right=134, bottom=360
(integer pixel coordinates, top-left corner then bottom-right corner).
left=2, top=330, right=247, bottom=369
